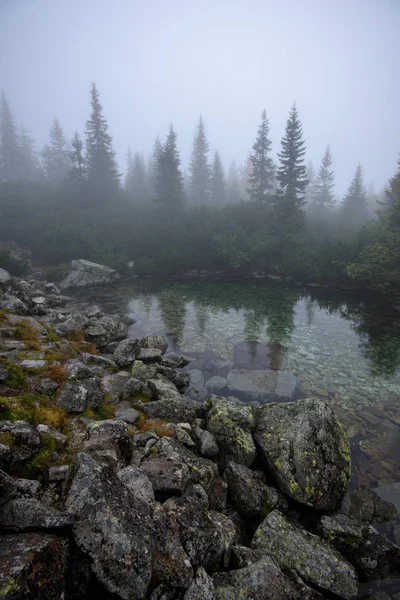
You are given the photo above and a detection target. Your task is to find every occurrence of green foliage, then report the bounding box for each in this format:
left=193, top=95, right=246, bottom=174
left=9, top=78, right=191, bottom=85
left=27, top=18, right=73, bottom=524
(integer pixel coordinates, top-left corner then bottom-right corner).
left=3, top=363, right=28, bottom=390
left=0, top=394, right=68, bottom=429
left=0, top=249, right=29, bottom=276
left=82, top=404, right=116, bottom=421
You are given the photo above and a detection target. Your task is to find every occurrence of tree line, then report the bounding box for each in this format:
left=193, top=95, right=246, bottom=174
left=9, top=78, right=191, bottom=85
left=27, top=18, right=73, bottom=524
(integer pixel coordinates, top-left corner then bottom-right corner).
left=0, top=84, right=399, bottom=295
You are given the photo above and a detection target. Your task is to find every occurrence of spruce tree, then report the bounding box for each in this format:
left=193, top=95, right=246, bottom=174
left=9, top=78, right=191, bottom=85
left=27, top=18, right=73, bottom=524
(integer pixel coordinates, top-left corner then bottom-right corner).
left=155, top=124, right=183, bottom=211
left=85, top=82, right=120, bottom=192
left=304, top=161, right=316, bottom=209
left=227, top=161, right=241, bottom=204
left=125, top=150, right=148, bottom=202
left=19, top=126, right=43, bottom=181
left=340, top=164, right=368, bottom=227
left=189, top=116, right=210, bottom=205
left=247, top=109, right=275, bottom=204
left=42, top=118, right=70, bottom=184
left=210, top=151, right=226, bottom=206
left=0, top=93, right=21, bottom=181
left=124, top=146, right=135, bottom=193
left=147, top=136, right=162, bottom=198
left=276, top=103, right=308, bottom=202
left=313, top=146, right=335, bottom=209
left=65, top=131, right=86, bottom=188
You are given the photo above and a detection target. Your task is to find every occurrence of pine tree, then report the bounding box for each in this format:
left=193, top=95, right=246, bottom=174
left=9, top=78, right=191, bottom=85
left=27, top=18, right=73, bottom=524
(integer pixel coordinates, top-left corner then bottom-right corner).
left=340, top=164, right=368, bottom=227
left=125, top=150, right=148, bottom=202
left=65, top=131, right=86, bottom=188
left=381, top=156, right=400, bottom=212
left=189, top=116, right=210, bottom=205
left=210, top=151, right=226, bottom=206
left=0, top=93, right=21, bottom=181
left=41, top=118, right=70, bottom=184
left=85, top=82, right=120, bottom=192
left=313, top=146, right=335, bottom=209
left=147, top=136, right=162, bottom=199
left=227, top=161, right=241, bottom=204
left=155, top=124, right=183, bottom=211
left=304, top=161, right=316, bottom=209
left=238, top=155, right=252, bottom=201
left=19, top=126, right=43, bottom=181
left=247, top=109, right=275, bottom=204
left=124, top=146, right=135, bottom=193
left=276, top=103, right=308, bottom=200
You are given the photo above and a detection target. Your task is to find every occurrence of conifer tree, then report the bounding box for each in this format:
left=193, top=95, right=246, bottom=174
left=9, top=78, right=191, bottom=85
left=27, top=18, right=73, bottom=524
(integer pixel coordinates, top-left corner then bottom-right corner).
left=210, top=151, right=226, bottom=206
left=304, top=161, right=316, bottom=209
left=147, top=136, right=162, bottom=198
left=313, top=146, right=335, bottom=209
left=155, top=124, right=183, bottom=211
left=0, top=93, right=21, bottom=181
left=189, top=116, right=210, bottom=205
left=19, top=126, right=43, bottom=181
left=65, top=131, right=86, bottom=188
left=340, top=164, right=368, bottom=227
left=227, top=161, right=241, bottom=204
left=247, top=109, right=275, bottom=204
left=85, top=83, right=120, bottom=192
left=276, top=103, right=308, bottom=203
left=124, top=146, right=135, bottom=193
left=41, top=118, right=70, bottom=184
left=125, top=149, right=148, bottom=202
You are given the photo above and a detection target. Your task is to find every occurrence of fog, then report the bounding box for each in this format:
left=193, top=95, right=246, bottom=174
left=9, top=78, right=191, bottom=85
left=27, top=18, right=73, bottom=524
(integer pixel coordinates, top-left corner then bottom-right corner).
left=0, top=0, right=399, bottom=193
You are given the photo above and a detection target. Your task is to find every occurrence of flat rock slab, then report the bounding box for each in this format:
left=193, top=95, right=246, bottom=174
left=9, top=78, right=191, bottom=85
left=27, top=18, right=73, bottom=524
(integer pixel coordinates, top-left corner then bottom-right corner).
left=59, top=258, right=120, bottom=289
left=0, top=532, right=69, bottom=599
left=226, top=368, right=297, bottom=402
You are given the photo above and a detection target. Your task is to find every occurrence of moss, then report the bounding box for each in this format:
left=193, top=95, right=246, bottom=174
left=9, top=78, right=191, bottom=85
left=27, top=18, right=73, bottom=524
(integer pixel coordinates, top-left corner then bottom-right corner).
left=137, top=417, right=174, bottom=438
left=67, top=329, right=85, bottom=343
left=0, top=395, right=68, bottom=429
left=4, top=363, right=28, bottom=390
left=16, top=434, right=69, bottom=479
left=45, top=363, right=68, bottom=383
left=0, top=431, right=15, bottom=447
left=14, top=321, right=39, bottom=342
left=82, top=404, right=115, bottom=421
left=42, top=323, right=60, bottom=343
left=273, top=456, right=283, bottom=471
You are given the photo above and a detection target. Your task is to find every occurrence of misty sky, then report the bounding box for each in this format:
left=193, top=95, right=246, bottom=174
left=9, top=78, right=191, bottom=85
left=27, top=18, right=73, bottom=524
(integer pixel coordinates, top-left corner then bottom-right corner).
left=0, top=0, right=399, bottom=194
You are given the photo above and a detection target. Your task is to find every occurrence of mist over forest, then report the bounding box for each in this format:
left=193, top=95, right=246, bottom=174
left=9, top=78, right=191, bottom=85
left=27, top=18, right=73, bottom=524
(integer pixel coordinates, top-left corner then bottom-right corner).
left=0, top=0, right=399, bottom=295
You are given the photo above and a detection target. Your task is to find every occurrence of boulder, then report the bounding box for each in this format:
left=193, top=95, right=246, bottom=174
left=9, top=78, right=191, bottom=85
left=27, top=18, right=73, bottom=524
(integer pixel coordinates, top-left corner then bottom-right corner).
left=140, top=459, right=190, bottom=498
left=346, top=486, right=398, bottom=523
left=206, top=375, right=227, bottom=394
left=53, top=312, right=89, bottom=336
left=101, top=371, right=131, bottom=400
left=205, top=397, right=256, bottom=467
left=64, top=453, right=154, bottom=599
left=147, top=377, right=182, bottom=400
left=143, top=398, right=198, bottom=424
left=224, top=461, right=285, bottom=518
left=66, top=358, right=93, bottom=380
left=164, top=486, right=225, bottom=569
left=58, top=378, right=103, bottom=413
left=113, top=338, right=141, bottom=367
left=0, top=294, right=28, bottom=314
left=186, top=369, right=208, bottom=401
left=138, top=347, right=163, bottom=363
left=132, top=359, right=158, bottom=382
left=0, top=267, right=11, bottom=283
left=252, top=510, right=358, bottom=599
left=84, top=420, right=133, bottom=466
left=117, top=466, right=155, bottom=504
left=59, top=259, right=120, bottom=289
left=163, top=354, right=191, bottom=369
left=36, top=424, right=67, bottom=447
left=208, top=510, right=236, bottom=568
left=0, top=363, right=8, bottom=382
left=141, top=334, right=168, bottom=354
left=0, top=532, right=69, bottom=599
left=35, top=378, right=59, bottom=395
left=123, top=376, right=151, bottom=400
left=192, top=421, right=219, bottom=458
left=226, top=368, right=298, bottom=402
left=345, top=525, right=400, bottom=581
left=49, top=465, right=69, bottom=482
left=254, top=397, right=350, bottom=511
left=183, top=567, right=214, bottom=600
left=0, top=498, right=73, bottom=531
left=115, top=406, right=140, bottom=424
left=0, top=420, right=41, bottom=469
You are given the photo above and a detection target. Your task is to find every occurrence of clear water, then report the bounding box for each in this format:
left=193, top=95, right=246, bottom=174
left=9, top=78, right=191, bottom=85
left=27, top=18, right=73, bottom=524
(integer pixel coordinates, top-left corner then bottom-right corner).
left=74, top=280, right=400, bottom=488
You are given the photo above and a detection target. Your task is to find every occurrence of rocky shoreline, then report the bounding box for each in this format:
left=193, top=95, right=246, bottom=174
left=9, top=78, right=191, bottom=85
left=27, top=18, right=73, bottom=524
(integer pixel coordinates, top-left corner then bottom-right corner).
left=1, top=261, right=400, bottom=599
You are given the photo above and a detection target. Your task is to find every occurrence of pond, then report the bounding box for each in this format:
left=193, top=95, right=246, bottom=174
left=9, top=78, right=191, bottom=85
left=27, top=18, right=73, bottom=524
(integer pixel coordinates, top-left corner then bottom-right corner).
left=72, top=279, right=400, bottom=489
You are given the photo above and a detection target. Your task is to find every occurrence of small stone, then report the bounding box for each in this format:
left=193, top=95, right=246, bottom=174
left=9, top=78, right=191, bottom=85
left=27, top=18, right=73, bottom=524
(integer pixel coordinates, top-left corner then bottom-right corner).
left=115, top=407, right=140, bottom=424
left=117, top=466, right=155, bottom=504
left=48, top=465, right=69, bottom=482
left=138, top=347, right=163, bottom=363
left=36, top=424, right=67, bottom=447
left=20, top=359, right=47, bottom=369
left=141, top=334, right=168, bottom=354
left=35, top=378, right=59, bottom=395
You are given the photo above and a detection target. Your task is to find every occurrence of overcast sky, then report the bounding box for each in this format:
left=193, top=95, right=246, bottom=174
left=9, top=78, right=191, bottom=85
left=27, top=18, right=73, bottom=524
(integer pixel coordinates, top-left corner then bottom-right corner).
left=0, top=0, right=399, bottom=194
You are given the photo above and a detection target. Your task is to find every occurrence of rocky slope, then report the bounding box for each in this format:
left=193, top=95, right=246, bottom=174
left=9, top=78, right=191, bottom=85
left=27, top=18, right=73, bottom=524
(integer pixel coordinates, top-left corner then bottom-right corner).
left=0, top=265, right=399, bottom=600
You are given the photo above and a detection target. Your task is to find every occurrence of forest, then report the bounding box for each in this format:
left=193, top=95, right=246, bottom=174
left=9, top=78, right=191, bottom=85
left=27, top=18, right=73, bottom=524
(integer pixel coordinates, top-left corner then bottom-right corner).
left=0, top=83, right=399, bottom=296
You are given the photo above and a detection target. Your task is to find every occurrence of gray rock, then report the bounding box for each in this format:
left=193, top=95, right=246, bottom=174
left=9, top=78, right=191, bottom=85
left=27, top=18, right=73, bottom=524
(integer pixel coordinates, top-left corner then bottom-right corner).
left=48, top=465, right=69, bottom=482
left=101, top=371, right=130, bottom=399
left=0, top=363, right=8, bottom=382
left=208, top=510, right=236, bottom=568
left=65, top=453, right=154, bottom=599
left=205, top=397, right=256, bottom=467
left=54, top=312, right=89, bottom=336
left=141, top=334, right=168, bottom=354
left=86, top=315, right=129, bottom=348
left=59, top=258, right=120, bottom=289
left=131, top=359, right=157, bottom=382
left=35, top=378, right=59, bottom=395
left=213, top=555, right=304, bottom=600
left=138, top=347, right=163, bottom=363
left=347, top=486, right=398, bottom=523
left=123, top=376, right=151, bottom=399
left=229, top=545, right=262, bottom=569
left=159, top=368, right=190, bottom=393
left=13, top=478, right=41, bottom=498
left=141, top=459, right=190, bottom=498
left=206, top=375, right=227, bottom=394
left=0, top=267, right=11, bottom=283
left=226, top=368, right=298, bottom=402
left=36, top=424, right=67, bottom=447
left=113, top=338, right=140, bottom=366
left=183, top=567, right=214, bottom=600
left=254, top=397, right=351, bottom=511
left=0, top=532, right=69, bottom=599
left=164, top=486, right=225, bottom=569
left=152, top=502, right=194, bottom=589
left=115, top=406, right=140, bottom=424
left=143, top=398, right=198, bottom=424
left=186, top=369, right=208, bottom=401
left=147, top=377, right=182, bottom=400
left=163, top=354, right=191, bottom=369
left=346, top=525, right=400, bottom=581
left=252, top=510, right=358, bottom=599
left=0, top=498, right=73, bottom=531
left=0, top=294, right=28, bottom=314
left=58, top=378, right=103, bottom=412
left=84, top=419, right=133, bottom=466
left=118, top=466, right=155, bottom=503
left=0, top=421, right=41, bottom=469
left=66, top=358, right=93, bottom=379
left=374, top=482, right=400, bottom=512
left=192, top=422, right=219, bottom=457
left=224, top=461, right=285, bottom=518
left=20, top=359, right=47, bottom=369
left=80, top=352, right=117, bottom=370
